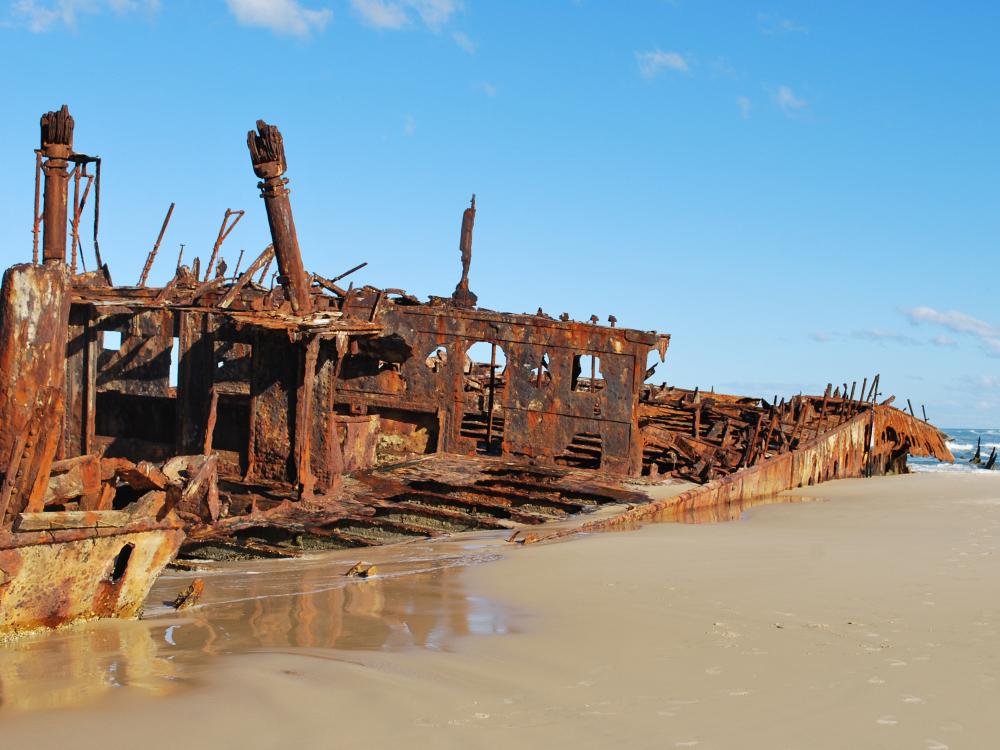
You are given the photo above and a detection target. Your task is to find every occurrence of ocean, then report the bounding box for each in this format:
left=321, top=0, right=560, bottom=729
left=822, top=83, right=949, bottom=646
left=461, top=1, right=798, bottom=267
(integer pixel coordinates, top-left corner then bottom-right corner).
left=910, top=427, right=1000, bottom=473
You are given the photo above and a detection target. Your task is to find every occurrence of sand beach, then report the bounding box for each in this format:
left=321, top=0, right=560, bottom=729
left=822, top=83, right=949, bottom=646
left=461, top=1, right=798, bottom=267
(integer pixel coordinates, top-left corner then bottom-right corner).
left=2, top=472, right=999, bottom=749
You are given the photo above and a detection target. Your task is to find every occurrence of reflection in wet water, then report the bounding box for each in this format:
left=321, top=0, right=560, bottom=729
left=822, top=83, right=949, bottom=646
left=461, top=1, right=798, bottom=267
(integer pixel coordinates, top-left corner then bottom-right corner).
left=0, top=536, right=516, bottom=715
left=646, top=493, right=824, bottom=525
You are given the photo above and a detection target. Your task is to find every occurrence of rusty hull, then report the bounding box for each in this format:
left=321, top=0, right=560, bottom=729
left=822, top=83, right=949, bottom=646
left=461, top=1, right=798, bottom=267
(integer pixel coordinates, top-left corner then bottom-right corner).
left=0, top=521, right=183, bottom=637
left=0, top=106, right=957, bottom=585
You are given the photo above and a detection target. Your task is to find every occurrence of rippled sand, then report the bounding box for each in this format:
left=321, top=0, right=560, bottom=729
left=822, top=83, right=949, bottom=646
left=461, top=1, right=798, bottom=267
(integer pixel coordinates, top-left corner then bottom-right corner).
left=2, top=473, right=999, bottom=749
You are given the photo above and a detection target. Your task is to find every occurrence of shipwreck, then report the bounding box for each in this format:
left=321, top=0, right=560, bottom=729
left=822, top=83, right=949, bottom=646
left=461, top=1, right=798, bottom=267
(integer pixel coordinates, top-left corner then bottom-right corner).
left=0, top=106, right=953, bottom=636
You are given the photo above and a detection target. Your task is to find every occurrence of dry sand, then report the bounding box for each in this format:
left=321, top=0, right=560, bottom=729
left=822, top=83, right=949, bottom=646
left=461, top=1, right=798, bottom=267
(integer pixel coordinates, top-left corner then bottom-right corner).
left=2, top=472, right=999, bottom=749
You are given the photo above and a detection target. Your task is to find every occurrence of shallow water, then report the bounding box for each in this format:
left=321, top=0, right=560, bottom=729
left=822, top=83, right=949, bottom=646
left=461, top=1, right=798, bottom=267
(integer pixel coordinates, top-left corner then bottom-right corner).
left=0, top=533, right=518, bottom=716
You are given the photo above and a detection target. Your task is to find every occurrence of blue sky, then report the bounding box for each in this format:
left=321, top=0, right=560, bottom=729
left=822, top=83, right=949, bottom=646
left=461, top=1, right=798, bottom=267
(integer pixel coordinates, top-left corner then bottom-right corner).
left=0, top=0, right=997, bottom=427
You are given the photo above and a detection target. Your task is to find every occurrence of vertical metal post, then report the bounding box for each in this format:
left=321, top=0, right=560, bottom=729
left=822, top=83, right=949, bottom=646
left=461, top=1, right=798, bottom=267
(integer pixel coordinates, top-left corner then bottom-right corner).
left=247, top=120, right=312, bottom=314
left=32, top=151, right=42, bottom=264
left=485, top=343, right=497, bottom=450
left=40, top=105, right=74, bottom=265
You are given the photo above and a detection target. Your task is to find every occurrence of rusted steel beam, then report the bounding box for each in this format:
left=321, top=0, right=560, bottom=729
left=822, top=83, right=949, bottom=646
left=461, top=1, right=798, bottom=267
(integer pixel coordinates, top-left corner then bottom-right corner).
left=138, top=202, right=175, bottom=287
left=247, top=120, right=312, bottom=315
left=40, top=105, right=74, bottom=265
left=295, top=335, right=319, bottom=497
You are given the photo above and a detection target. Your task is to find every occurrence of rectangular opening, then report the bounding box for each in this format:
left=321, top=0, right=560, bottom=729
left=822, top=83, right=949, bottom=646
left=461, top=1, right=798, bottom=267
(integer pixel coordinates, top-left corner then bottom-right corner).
left=572, top=354, right=603, bottom=392
left=102, top=329, right=122, bottom=351
left=169, top=336, right=179, bottom=388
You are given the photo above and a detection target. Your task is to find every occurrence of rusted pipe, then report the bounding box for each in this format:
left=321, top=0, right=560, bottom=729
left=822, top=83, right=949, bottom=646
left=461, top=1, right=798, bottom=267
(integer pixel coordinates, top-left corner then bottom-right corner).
left=40, top=105, right=74, bottom=265
left=247, top=120, right=312, bottom=314
left=32, top=151, right=42, bottom=264
left=93, top=157, right=103, bottom=269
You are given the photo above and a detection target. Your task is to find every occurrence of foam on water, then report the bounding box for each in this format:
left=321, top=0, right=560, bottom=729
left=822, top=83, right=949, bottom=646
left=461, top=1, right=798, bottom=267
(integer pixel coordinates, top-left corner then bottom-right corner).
left=911, top=426, right=1000, bottom=474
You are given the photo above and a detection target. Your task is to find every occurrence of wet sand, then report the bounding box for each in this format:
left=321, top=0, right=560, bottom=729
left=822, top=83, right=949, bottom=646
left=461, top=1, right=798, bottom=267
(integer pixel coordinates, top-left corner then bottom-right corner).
left=3, top=472, right=1000, bottom=749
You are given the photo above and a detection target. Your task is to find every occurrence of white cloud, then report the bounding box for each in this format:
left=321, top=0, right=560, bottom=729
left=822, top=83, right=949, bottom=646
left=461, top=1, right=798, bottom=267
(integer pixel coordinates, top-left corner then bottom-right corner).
left=476, top=81, right=497, bottom=97
left=452, top=30, right=475, bottom=53
left=902, top=306, right=999, bottom=339
left=226, top=0, right=331, bottom=36
left=635, top=49, right=689, bottom=79
left=351, top=0, right=459, bottom=30
left=808, top=332, right=831, bottom=343
left=931, top=335, right=957, bottom=347
left=901, top=305, right=1000, bottom=357
left=774, top=84, right=807, bottom=113
left=758, top=13, right=807, bottom=35
left=9, top=0, right=158, bottom=32
left=350, top=0, right=407, bottom=28
left=737, top=95, right=751, bottom=119
left=404, top=113, right=416, bottom=136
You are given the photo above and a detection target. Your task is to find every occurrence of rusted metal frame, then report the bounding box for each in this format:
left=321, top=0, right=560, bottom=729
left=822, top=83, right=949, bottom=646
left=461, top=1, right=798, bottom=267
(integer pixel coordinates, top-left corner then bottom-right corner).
left=218, top=244, right=274, bottom=309
left=244, top=329, right=259, bottom=481
left=92, top=157, right=103, bottom=270
left=70, top=164, right=80, bottom=273
left=294, top=335, right=319, bottom=497
left=325, top=335, right=350, bottom=481
left=739, top=411, right=763, bottom=468
left=204, top=208, right=245, bottom=281
left=68, top=165, right=94, bottom=275
left=176, top=311, right=215, bottom=455
left=32, top=150, right=42, bottom=264
left=77, top=169, right=94, bottom=272
left=138, top=202, right=176, bottom=287
left=203, top=387, right=220, bottom=456
left=83, top=311, right=97, bottom=455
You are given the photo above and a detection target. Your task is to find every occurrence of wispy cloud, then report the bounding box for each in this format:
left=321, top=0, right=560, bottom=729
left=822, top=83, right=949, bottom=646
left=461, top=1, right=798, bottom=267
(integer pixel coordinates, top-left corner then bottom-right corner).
left=808, top=331, right=832, bottom=343
left=737, top=95, right=752, bottom=119
left=635, top=49, right=689, bottom=79
left=452, top=30, right=475, bottom=53
left=476, top=81, right=497, bottom=97
left=226, top=0, right=331, bottom=36
left=931, top=335, right=957, bottom=348
left=853, top=329, right=921, bottom=346
left=773, top=84, right=807, bottom=114
left=351, top=0, right=460, bottom=30
left=758, top=13, right=807, bottom=35
left=403, top=113, right=416, bottom=136
left=901, top=306, right=1000, bottom=357
left=8, top=0, right=159, bottom=32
